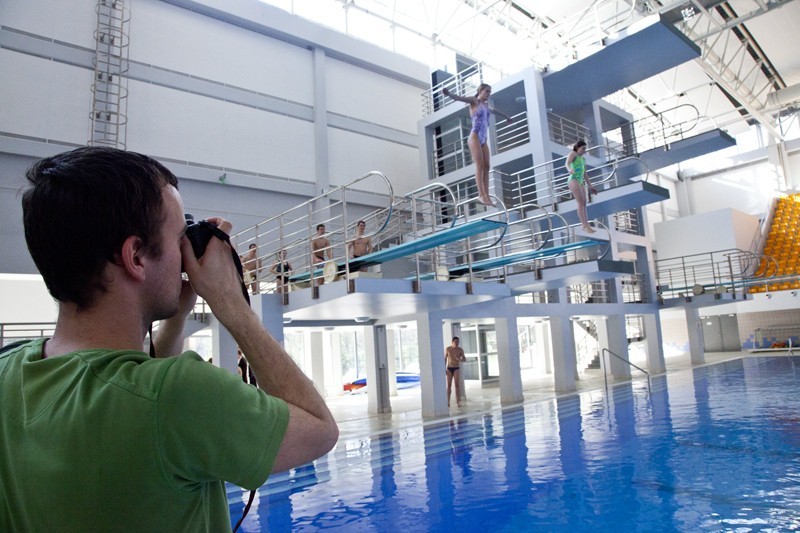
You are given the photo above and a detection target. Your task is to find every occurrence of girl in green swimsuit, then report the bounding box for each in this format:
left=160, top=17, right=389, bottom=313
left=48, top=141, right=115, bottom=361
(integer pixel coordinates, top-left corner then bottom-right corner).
left=565, top=140, right=597, bottom=233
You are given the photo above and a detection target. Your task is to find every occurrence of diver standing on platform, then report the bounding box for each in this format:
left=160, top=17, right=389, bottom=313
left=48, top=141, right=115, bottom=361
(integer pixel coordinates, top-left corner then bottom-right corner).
left=443, top=84, right=512, bottom=207
left=565, top=140, right=597, bottom=233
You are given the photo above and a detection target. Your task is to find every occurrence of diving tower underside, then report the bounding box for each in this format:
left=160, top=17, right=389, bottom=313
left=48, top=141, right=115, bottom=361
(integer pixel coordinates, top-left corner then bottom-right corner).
left=281, top=277, right=511, bottom=323
left=542, top=14, right=701, bottom=112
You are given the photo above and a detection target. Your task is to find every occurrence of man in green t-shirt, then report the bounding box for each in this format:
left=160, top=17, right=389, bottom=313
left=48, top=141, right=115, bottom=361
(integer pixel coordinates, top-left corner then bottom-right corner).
left=0, top=146, right=338, bottom=531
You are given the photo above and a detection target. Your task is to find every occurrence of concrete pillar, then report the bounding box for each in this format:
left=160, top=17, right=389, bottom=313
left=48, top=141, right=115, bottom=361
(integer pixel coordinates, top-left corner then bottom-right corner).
left=386, top=327, right=398, bottom=396
left=496, top=317, right=523, bottom=405
left=643, top=313, right=666, bottom=374
left=539, top=320, right=553, bottom=374
left=301, top=332, right=314, bottom=379
left=685, top=307, right=706, bottom=364
left=308, top=331, right=326, bottom=394
left=417, top=312, right=448, bottom=418
left=549, top=316, right=577, bottom=393
left=250, top=293, right=285, bottom=345
left=364, top=325, right=391, bottom=414
left=210, top=316, right=238, bottom=375
left=596, top=315, right=631, bottom=381
left=323, top=329, right=342, bottom=397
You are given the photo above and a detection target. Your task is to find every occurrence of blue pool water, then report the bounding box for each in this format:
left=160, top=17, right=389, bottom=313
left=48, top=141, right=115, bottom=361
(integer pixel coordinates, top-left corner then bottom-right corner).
left=230, top=357, right=800, bottom=531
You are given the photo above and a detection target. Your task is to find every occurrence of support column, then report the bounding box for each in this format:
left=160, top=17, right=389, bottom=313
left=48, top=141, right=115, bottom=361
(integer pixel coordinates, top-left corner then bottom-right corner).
left=643, top=313, right=666, bottom=374
left=549, top=316, right=577, bottom=393
left=386, top=327, right=398, bottom=396
left=685, top=307, right=706, bottom=364
left=495, top=317, right=523, bottom=404
left=417, top=312, right=447, bottom=418
left=312, top=47, right=330, bottom=213
left=251, top=293, right=285, bottom=346
left=308, top=331, right=325, bottom=394
left=210, top=316, right=238, bottom=375
left=324, top=329, right=342, bottom=397
left=540, top=320, right=553, bottom=374
left=596, top=315, right=630, bottom=381
left=364, top=325, right=391, bottom=414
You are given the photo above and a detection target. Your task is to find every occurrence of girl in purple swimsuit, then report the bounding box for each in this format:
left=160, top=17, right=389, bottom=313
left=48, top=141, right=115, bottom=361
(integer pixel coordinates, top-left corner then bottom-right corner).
left=443, top=84, right=512, bottom=207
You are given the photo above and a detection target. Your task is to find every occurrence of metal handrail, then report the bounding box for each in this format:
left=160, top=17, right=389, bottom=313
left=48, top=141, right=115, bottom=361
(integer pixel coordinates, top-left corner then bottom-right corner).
left=0, top=322, right=56, bottom=346
left=602, top=347, right=651, bottom=392
left=230, top=170, right=395, bottom=295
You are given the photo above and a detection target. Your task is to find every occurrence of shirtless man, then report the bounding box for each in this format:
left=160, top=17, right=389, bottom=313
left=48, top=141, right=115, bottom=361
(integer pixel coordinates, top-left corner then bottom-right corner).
left=240, top=243, right=260, bottom=294
left=445, top=336, right=467, bottom=407
left=311, top=224, right=331, bottom=285
left=347, top=220, right=372, bottom=273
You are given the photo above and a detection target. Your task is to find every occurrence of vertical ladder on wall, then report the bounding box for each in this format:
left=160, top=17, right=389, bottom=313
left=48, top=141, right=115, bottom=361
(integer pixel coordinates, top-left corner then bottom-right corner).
left=89, top=0, right=130, bottom=149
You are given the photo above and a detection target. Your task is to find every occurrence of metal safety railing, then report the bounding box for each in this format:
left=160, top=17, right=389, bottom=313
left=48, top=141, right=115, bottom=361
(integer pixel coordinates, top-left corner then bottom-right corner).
left=230, top=171, right=396, bottom=296
left=654, top=248, right=776, bottom=300
left=548, top=112, right=593, bottom=147
left=497, top=145, right=650, bottom=211
left=602, top=347, right=651, bottom=392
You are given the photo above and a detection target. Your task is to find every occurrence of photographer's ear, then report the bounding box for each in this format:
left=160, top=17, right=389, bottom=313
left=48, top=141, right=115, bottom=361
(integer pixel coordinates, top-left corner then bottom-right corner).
left=118, top=235, right=147, bottom=281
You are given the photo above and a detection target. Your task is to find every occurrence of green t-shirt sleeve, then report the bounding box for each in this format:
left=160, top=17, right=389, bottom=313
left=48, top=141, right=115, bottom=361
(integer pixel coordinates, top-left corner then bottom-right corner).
left=155, top=353, right=289, bottom=490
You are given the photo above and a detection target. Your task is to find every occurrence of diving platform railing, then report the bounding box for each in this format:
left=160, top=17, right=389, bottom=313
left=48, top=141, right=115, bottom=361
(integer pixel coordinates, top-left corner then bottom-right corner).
left=655, top=248, right=776, bottom=301
left=415, top=202, right=614, bottom=285
left=496, top=145, right=650, bottom=211
left=420, top=1, right=641, bottom=115
left=602, top=103, right=719, bottom=156
left=231, top=174, right=516, bottom=299
left=231, top=170, right=395, bottom=296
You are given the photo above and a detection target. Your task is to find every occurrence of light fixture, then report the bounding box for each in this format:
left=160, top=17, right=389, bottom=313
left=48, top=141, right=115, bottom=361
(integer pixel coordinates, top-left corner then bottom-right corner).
left=282, top=317, right=293, bottom=325
left=354, top=316, right=370, bottom=323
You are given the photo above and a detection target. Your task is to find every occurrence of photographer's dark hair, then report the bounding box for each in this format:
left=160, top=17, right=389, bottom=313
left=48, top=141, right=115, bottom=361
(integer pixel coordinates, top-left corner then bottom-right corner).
left=572, top=140, right=587, bottom=152
left=22, top=146, right=179, bottom=308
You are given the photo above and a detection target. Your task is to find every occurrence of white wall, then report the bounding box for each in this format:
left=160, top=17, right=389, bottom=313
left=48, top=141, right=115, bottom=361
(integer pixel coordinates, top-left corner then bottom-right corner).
left=0, top=0, right=430, bottom=275
left=654, top=207, right=760, bottom=259
left=0, top=275, right=58, bottom=323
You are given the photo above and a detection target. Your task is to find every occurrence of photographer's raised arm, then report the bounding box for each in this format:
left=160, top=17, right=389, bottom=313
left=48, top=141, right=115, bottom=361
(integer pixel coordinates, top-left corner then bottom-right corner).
left=181, top=220, right=338, bottom=470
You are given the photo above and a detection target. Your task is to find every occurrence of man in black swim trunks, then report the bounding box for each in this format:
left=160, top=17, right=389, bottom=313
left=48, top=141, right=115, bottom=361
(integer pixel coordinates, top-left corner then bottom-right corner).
left=445, top=336, right=467, bottom=407
left=311, top=224, right=331, bottom=285
left=347, top=220, right=372, bottom=273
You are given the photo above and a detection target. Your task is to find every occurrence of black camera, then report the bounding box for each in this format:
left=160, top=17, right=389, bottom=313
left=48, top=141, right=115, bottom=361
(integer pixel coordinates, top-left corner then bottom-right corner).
left=184, top=214, right=250, bottom=302
left=185, top=214, right=220, bottom=260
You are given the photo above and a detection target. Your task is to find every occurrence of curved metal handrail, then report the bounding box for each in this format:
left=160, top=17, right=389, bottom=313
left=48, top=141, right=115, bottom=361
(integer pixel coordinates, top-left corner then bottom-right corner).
left=454, top=194, right=509, bottom=253
left=506, top=202, right=554, bottom=254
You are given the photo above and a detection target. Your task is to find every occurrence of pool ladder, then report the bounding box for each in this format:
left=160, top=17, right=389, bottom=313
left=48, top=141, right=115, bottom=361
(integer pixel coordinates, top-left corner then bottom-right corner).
left=601, top=347, right=651, bottom=392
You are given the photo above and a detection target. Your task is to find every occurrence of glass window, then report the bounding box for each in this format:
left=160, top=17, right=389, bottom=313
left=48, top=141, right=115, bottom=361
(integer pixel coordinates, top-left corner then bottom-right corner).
left=339, top=330, right=365, bottom=383
left=284, top=331, right=306, bottom=373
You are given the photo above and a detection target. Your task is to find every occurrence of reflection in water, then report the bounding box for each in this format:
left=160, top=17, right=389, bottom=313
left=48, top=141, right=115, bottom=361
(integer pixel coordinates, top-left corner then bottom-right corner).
left=232, top=356, right=800, bottom=531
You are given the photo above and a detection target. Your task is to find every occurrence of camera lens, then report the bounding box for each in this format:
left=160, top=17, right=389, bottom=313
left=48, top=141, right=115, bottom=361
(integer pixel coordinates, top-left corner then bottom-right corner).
left=185, top=213, right=195, bottom=225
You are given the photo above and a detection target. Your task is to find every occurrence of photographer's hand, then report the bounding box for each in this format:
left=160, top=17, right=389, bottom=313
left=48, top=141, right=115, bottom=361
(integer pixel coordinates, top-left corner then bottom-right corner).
left=180, top=218, right=247, bottom=321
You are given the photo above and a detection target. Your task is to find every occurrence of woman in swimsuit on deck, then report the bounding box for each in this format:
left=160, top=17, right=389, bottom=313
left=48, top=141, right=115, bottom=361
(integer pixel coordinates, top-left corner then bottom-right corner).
left=443, top=84, right=511, bottom=207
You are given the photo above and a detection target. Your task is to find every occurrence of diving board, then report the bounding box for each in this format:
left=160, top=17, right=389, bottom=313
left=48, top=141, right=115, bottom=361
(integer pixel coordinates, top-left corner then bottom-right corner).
left=448, top=238, right=607, bottom=277
left=289, top=218, right=507, bottom=283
